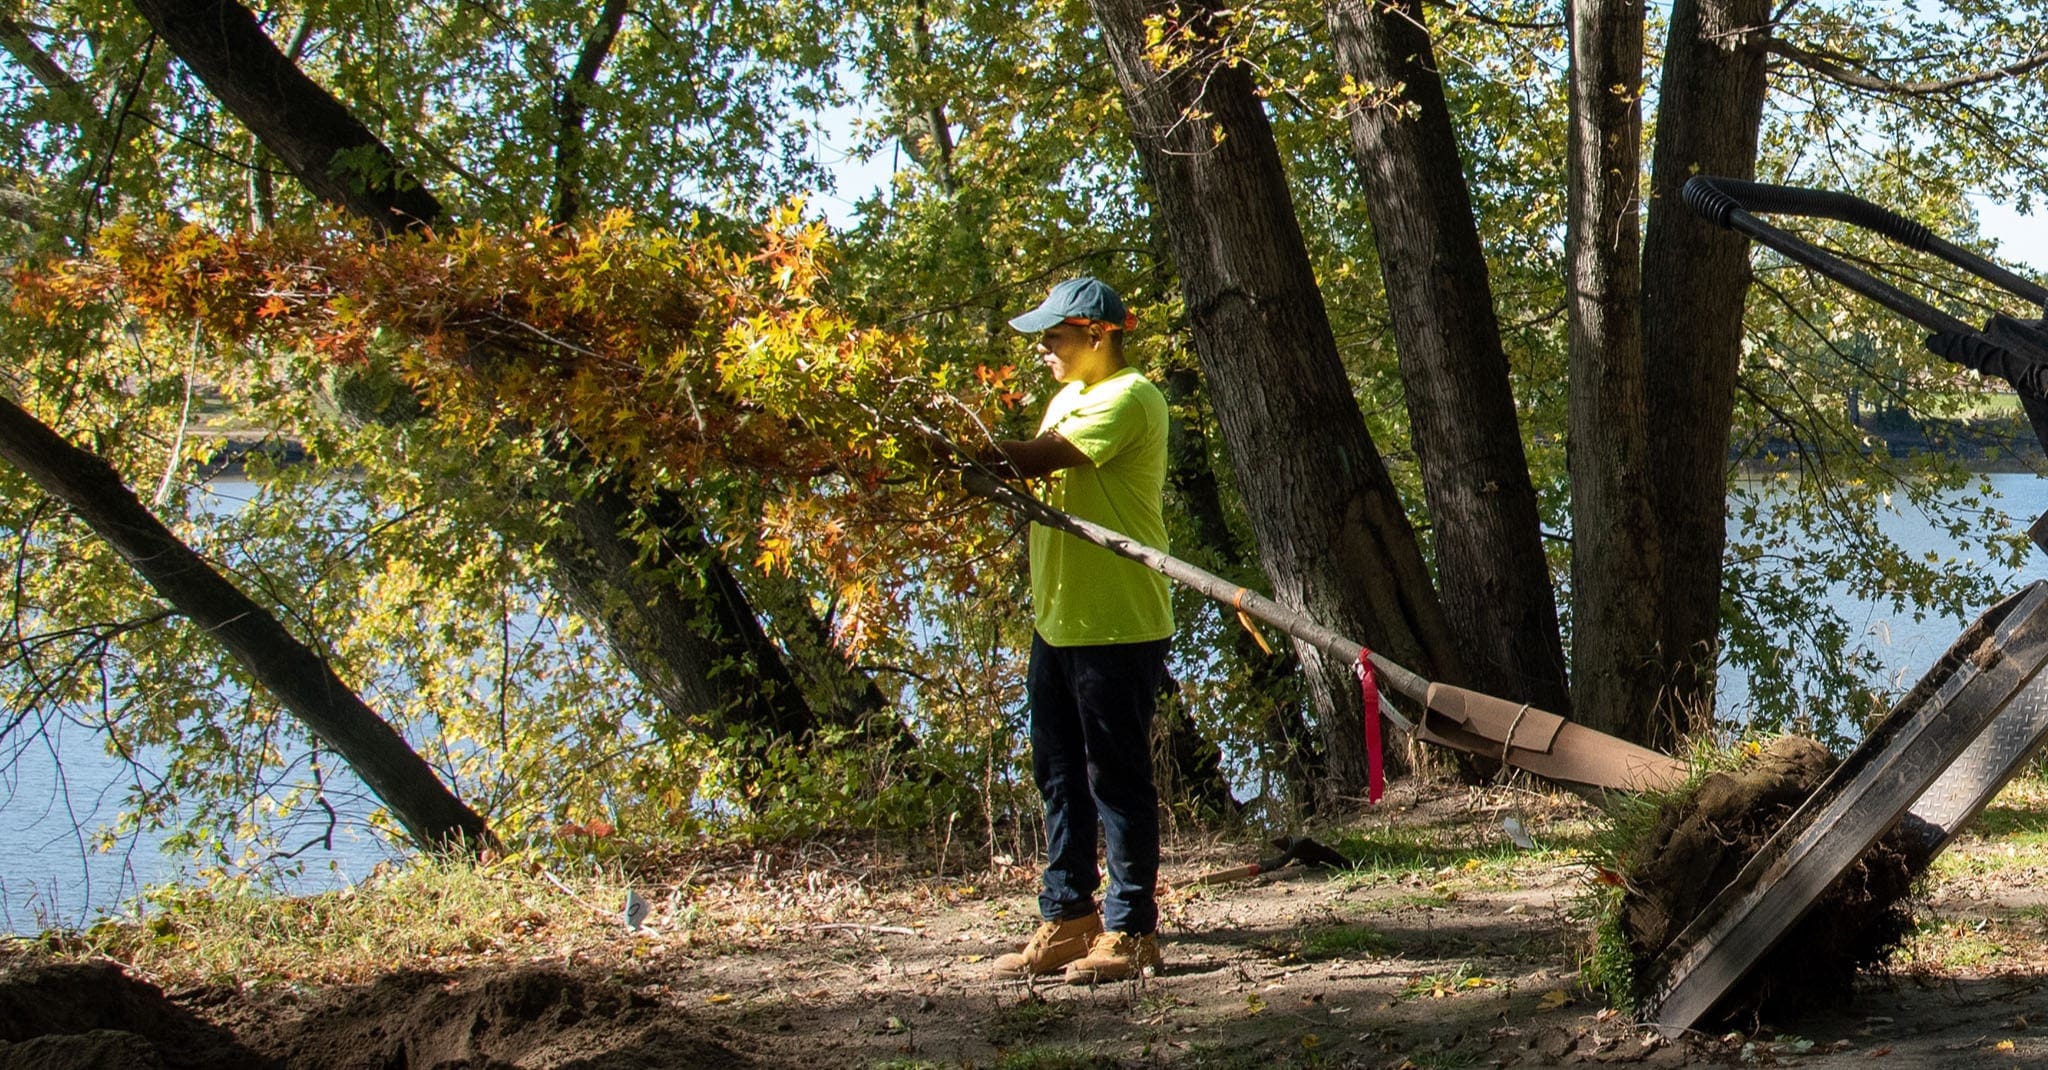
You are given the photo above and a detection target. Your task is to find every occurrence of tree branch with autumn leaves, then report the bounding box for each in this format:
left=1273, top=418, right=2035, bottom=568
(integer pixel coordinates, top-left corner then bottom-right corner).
left=8, top=207, right=1024, bottom=652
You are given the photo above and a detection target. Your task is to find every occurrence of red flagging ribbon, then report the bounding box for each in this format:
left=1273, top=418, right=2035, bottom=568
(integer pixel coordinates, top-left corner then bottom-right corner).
left=1356, top=648, right=1383, bottom=804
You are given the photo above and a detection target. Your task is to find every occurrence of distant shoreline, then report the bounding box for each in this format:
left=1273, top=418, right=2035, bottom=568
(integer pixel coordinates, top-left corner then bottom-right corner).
left=190, top=434, right=307, bottom=482
left=1739, top=415, right=2046, bottom=475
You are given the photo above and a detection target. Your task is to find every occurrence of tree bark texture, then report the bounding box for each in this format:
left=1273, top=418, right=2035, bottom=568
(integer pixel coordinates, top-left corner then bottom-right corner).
left=135, top=0, right=837, bottom=754
left=128, top=0, right=442, bottom=232
left=1160, top=360, right=1315, bottom=803
left=0, top=394, right=494, bottom=852
left=546, top=478, right=818, bottom=744
left=1324, top=0, right=1571, bottom=715
left=1566, top=0, right=1667, bottom=739
left=1090, top=0, right=1461, bottom=793
left=1640, top=0, right=1770, bottom=743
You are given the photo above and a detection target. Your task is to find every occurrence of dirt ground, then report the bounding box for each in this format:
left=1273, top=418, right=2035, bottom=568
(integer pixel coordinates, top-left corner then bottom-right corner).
left=9, top=781, right=2048, bottom=1069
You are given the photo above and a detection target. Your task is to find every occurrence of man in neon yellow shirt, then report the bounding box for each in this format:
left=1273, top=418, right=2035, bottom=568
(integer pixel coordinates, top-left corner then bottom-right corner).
left=988, top=278, right=1175, bottom=984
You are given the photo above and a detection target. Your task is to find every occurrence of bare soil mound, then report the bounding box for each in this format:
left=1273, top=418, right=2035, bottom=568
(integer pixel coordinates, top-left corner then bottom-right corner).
left=1619, top=736, right=1919, bottom=1022
left=242, top=967, right=751, bottom=1069
left=1, top=958, right=751, bottom=1070
left=0, top=959, right=276, bottom=1070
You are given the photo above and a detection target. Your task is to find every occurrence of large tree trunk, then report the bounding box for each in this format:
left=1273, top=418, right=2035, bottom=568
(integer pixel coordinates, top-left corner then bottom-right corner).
left=1323, top=0, right=1571, bottom=715
left=1565, top=0, right=1666, bottom=739
left=129, top=0, right=839, bottom=754
left=1640, top=0, right=1771, bottom=744
left=1090, top=0, right=1461, bottom=795
left=0, top=394, right=493, bottom=852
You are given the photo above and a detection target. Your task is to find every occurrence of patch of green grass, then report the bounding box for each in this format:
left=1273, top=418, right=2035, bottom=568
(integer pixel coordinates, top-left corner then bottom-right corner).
left=984, top=996, right=1075, bottom=1045
left=58, top=854, right=651, bottom=986
left=990, top=1046, right=1118, bottom=1070
left=1181, top=1039, right=1326, bottom=1069
left=1579, top=901, right=1636, bottom=1013
left=1374, top=889, right=1457, bottom=910
left=1297, top=922, right=1389, bottom=960
left=1904, top=916, right=2005, bottom=968
left=1327, top=818, right=1597, bottom=896
left=1394, top=1043, right=1485, bottom=1070
left=1398, top=962, right=1500, bottom=1001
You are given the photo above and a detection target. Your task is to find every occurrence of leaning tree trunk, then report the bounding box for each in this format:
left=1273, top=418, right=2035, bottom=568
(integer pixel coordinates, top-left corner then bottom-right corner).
left=1324, top=0, right=1571, bottom=715
left=1566, top=0, right=1667, bottom=741
left=0, top=394, right=493, bottom=852
left=1090, top=0, right=1463, bottom=795
left=546, top=474, right=818, bottom=744
left=129, top=0, right=836, bottom=755
left=126, top=0, right=439, bottom=233
left=1640, top=0, right=1771, bottom=745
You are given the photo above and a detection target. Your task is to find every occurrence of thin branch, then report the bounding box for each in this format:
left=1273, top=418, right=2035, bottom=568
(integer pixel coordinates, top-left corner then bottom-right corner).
left=1420, top=0, right=1563, bottom=33
left=1765, top=37, right=2048, bottom=96
left=549, top=0, right=630, bottom=226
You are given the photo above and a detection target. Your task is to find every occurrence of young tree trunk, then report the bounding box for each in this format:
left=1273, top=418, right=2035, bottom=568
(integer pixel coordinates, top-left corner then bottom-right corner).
left=0, top=394, right=493, bottom=852
left=1566, top=0, right=1667, bottom=740
left=1090, top=0, right=1462, bottom=795
left=1640, top=0, right=1771, bottom=744
left=1323, top=0, right=1571, bottom=715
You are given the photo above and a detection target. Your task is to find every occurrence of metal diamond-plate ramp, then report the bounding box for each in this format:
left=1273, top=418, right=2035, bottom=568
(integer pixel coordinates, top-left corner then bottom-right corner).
left=1903, top=665, right=2048, bottom=856
left=1641, top=581, right=2048, bottom=1035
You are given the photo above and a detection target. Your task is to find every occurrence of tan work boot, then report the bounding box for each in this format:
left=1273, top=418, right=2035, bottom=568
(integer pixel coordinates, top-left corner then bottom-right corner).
left=993, top=913, right=1102, bottom=978
left=1063, top=930, right=1163, bottom=984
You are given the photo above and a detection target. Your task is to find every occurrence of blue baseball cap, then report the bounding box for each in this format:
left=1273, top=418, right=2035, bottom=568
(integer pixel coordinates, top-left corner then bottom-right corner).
left=1007, top=277, right=1137, bottom=333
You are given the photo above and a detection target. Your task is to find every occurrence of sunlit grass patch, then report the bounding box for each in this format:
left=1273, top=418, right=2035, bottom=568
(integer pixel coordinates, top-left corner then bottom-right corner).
left=1250, top=918, right=1391, bottom=963
left=1950, top=776, right=2048, bottom=841
left=1902, top=916, right=2006, bottom=969
left=1329, top=803, right=1595, bottom=895
left=1357, top=889, right=1458, bottom=912
left=59, top=855, right=648, bottom=986
left=1330, top=834, right=1574, bottom=886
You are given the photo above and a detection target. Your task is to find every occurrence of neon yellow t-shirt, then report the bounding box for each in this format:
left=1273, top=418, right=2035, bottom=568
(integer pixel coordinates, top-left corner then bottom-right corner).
left=1030, top=366, right=1175, bottom=646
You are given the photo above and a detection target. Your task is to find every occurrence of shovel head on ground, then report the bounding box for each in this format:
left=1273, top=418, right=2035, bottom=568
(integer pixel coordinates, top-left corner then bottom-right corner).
left=1191, top=836, right=1353, bottom=886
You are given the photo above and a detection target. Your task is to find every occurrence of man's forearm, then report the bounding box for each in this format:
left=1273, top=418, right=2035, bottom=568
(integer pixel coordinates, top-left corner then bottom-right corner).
left=988, top=432, right=1090, bottom=479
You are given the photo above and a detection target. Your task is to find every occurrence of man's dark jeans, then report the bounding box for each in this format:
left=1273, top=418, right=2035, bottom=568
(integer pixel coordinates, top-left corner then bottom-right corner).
left=1028, top=632, right=1171, bottom=935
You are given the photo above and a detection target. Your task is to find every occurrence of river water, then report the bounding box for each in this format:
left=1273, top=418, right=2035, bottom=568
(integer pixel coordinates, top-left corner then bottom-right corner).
left=6, top=473, right=2048, bottom=934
